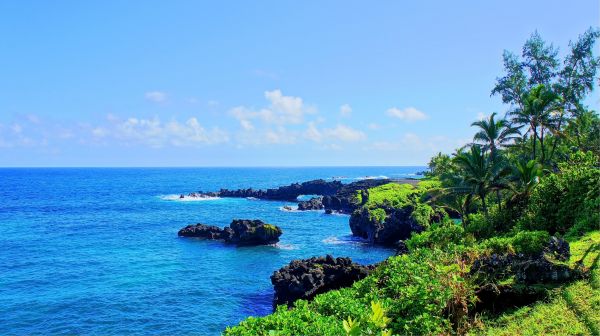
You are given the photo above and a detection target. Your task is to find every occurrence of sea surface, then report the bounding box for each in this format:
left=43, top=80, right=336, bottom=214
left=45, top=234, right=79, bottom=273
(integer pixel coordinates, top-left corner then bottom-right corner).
left=0, top=167, right=424, bottom=335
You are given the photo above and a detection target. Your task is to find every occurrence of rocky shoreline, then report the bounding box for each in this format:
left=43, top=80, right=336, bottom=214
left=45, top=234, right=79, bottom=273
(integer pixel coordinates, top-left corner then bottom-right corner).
left=190, top=178, right=419, bottom=214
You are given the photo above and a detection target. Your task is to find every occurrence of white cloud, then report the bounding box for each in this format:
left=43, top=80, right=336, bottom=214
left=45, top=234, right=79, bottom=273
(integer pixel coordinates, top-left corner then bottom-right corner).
left=304, top=122, right=323, bottom=142
left=386, top=107, right=428, bottom=121
left=368, top=123, right=380, bottom=130
left=230, top=89, right=311, bottom=127
left=340, top=104, right=352, bottom=117
left=240, top=119, right=254, bottom=131
left=304, top=123, right=366, bottom=143
left=98, top=116, right=228, bottom=147
left=11, top=123, right=22, bottom=134
left=145, top=91, right=168, bottom=103
left=325, top=124, right=366, bottom=142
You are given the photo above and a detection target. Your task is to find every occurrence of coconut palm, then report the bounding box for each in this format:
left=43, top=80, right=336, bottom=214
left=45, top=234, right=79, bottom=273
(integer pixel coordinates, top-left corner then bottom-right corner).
left=471, top=112, right=521, bottom=158
left=510, top=159, right=543, bottom=198
left=452, top=145, right=511, bottom=214
left=509, top=84, right=561, bottom=162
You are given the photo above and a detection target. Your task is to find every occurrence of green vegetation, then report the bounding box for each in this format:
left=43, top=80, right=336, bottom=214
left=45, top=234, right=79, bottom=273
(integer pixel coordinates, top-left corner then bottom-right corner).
left=472, top=231, right=600, bottom=336
left=362, top=183, right=417, bottom=209
left=226, top=29, right=600, bottom=335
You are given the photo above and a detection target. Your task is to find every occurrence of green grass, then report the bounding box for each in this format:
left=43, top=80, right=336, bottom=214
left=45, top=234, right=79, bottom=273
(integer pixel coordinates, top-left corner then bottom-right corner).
left=477, top=230, right=600, bottom=336
left=363, top=183, right=417, bottom=209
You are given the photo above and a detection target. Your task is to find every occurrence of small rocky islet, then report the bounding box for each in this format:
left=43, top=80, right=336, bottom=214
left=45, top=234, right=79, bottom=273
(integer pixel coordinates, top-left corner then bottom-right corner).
left=178, top=219, right=282, bottom=246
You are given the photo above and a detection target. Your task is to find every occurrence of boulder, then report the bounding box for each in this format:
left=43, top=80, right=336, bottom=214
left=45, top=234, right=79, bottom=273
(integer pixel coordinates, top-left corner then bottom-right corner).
left=297, top=197, right=324, bottom=211
left=271, top=255, right=373, bottom=307
left=178, top=219, right=282, bottom=246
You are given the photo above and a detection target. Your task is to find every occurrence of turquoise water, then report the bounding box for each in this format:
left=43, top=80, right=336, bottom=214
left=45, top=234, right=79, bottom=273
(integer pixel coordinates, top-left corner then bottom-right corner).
left=0, top=167, right=423, bottom=335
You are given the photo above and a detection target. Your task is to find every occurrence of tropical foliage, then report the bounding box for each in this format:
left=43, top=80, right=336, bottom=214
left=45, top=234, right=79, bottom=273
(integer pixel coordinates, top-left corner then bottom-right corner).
left=227, top=29, right=600, bottom=336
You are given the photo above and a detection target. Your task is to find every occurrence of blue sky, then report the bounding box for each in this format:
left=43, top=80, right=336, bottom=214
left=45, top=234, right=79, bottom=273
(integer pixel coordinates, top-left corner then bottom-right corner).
left=0, top=1, right=598, bottom=167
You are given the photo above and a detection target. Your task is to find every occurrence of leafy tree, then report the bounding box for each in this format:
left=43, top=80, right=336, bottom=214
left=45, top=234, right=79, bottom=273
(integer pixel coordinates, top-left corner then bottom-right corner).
left=493, top=28, right=599, bottom=165
left=550, top=28, right=600, bottom=161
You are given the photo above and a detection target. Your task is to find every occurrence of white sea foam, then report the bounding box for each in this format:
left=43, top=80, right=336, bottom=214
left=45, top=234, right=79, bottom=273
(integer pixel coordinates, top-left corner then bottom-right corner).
left=159, top=194, right=221, bottom=202
left=279, top=206, right=299, bottom=212
left=276, top=243, right=299, bottom=250
left=322, top=235, right=369, bottom=245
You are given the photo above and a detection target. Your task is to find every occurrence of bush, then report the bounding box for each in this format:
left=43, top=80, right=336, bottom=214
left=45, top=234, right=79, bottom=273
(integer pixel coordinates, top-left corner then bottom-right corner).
left=511, top=230, right=551, bottom=255
left=519, top=151, right=600, bottom=236
left=465, top=213, right=495, bottom=239
left=411, top=203, right=435, bottom=228
left=406, top=222, right=466, bottom=251
left=480, top=236, right=515, bottom=255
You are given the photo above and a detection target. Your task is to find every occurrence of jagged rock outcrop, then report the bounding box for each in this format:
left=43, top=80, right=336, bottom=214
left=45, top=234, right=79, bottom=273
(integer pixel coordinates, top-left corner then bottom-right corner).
left=178, top=219, right=282, bottom=246
left=470, top=237, right=575, bottom=284
left=349, top=205, right=424, bottom=245
left=297, top=197, right=324, bottom=211
left=271, top=255, right=373, bottom=306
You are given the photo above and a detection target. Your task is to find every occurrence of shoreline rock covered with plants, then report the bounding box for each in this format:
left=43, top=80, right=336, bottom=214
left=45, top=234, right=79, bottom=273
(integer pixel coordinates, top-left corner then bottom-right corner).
left=225, top=28, right=600, bottom=335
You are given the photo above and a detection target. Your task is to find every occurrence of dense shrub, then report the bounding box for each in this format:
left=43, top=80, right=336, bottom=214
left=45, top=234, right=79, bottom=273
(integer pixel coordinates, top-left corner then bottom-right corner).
left=480, top=230, right=550, bottom=256
left=511, top=230, right=551, bottom=255
left=465, top=213, right=495, bottom=239
left=519, top=152, right=599, bottom=236
left=406, top=222, right=468, bottom=251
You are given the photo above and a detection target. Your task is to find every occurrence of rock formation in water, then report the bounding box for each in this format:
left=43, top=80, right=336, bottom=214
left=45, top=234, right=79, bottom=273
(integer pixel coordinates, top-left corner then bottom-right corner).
left=270, top=255, right=373, bottom=307
left=178, top=219, right=282, bottom=246
left=297, top=197, right=324, bottom=211
left=349, top=205, right=424, bottom=245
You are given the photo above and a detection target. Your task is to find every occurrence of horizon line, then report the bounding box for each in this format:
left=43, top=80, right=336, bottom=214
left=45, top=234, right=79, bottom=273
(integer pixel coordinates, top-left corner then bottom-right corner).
left=0, top=164, right=428, bottom=169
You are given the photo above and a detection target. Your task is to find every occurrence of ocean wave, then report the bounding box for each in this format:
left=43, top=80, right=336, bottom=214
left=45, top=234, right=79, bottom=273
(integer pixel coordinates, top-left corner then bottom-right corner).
left=159, top=194, right=221, bottom=202
left=322, top=235, right=369, bottom=245
left=279, top=205, right=299, bottom=212
left=276, top=243, right=299, bottom=250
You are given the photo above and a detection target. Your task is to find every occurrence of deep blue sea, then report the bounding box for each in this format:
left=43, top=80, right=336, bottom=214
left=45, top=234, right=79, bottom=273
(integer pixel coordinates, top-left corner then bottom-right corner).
left=0, top=167, right=423, bottom=335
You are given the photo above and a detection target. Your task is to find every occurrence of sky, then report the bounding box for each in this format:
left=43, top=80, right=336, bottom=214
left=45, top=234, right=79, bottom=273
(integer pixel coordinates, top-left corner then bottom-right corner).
left=0, top=1, right=598, bottom=167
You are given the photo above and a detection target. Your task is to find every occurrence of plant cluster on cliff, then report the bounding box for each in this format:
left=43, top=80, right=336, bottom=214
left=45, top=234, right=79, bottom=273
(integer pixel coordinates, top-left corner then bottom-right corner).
left=226, top=28, right=600, bottom=336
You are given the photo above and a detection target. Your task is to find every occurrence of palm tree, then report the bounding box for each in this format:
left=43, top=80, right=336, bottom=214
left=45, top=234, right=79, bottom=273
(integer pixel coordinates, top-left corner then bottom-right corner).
left=452, top=145, right=511, bottom=214
left=471, top=112, right=521, bottom=158
left=510, top=159, right=543, bottom=199
left=509, top=84, right=561, bottom=162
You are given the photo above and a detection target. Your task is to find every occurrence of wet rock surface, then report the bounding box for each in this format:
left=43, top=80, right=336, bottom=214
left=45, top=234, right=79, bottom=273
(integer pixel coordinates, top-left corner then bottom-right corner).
left=271, top=255, right=374, bottom=307
left=178, top=219, right=282, bottom=246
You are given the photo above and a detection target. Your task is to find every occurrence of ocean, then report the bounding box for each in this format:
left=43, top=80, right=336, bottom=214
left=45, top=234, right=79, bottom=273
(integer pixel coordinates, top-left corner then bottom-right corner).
left=0, top=167, right=424, bottom=335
